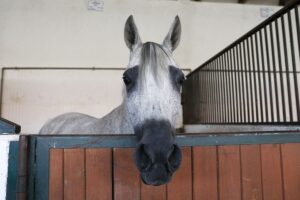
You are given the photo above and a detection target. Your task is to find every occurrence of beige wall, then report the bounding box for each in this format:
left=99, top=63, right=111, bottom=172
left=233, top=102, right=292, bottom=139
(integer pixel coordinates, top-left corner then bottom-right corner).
left=0, top=0, right=281, bottom=133
left=0, top=0, right=281, bottom=69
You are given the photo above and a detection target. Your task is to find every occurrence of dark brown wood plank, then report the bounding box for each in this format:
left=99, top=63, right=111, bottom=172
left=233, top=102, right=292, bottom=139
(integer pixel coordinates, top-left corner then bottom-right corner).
left=218, top=145, right=242, bottom=200
left=167, top=147, right=192, bottom=200
left=281, top=143, right=300, bottom=200
left=240, top=145, right=263, bottom=200
left=193, top=146, right=218, bottom=200
left=64, top=149, right=85, bottom=200
left=141, top=183, right=166, bottom=200
left=86, top=149, right=112, bottom=200
left=113, top=148, right=140, bottom=200
left=261, top=144, right=283, bottom=200
left=49, top=149, right=64, bottom=200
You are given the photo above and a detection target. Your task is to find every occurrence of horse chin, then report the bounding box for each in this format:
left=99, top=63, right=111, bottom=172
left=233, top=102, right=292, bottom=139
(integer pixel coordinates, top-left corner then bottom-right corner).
left=141, top=173, right=171, bottom=186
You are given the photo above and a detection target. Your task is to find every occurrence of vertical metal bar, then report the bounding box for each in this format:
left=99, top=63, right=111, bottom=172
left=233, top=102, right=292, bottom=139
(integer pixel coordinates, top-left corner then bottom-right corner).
left=255, top=32, right=264, bottom=122
left=204, top=67, right=209, bottom=123
left=214, top=61, right=218, bottom=123
left=193, top=72, right=197, bottom=122
left=208, top=63, right=212, bottom=123
left=227, top=51, right=234, bottom=123
left=218, top=57, right=223, bottom=123
left=270, top=22, right=280, bottom=122
left=243, top=40, right=250, bottom=123
left=211, top=62, right=215, bottom=123
left=206, top=66, right=210, bottom=123
left=251, top=35, right=260, bottom=122
left=281, top=15, right=294, bottom=122
left=234, top=46, right=241, bottom=123
left=263, top=24, right=275, bottom=122
left=239, top=43, right=247, bottom=123
left=187, top=76, right=192, bottom=123
left=196, top=73, right=201, bottom=123
left=231, top=48, right=238, bottom=123
left=196, top=74, right=200, bottom=123
left=207, top=66, right=210, bottom=123
left=208, top=64, right=211, bottom=123
left=201, top=68, right=208, bottom=123
left=191, top=76, right=195, bottom=123
left=185, top=77, right=189, bottom=123
left=202, top=71, right=205, bottom=122
left=288, top=10, right=300, bottom=121
left=275, top=19, right=287, bottom=122
left=182, top=78, right=187, bottom=123
left=236, top=44, right=242, bottom=122
left=259, top=30, right=269, bottom=122
left=295, top=6, right=300, bottom=66
left=202, top=71, right=206, bottom=122
left=219, top=56, right=224, bottom=123
left=199, top=71, right=202, bottom=122
left=199, top=72, right=203, bottom=122
left=191, top=74, right=197, bottom=123
left=213, top=61, right=218, bottom=123
left=221, top=54, right=228, bottom=123
left=264, top=26, right=274, bottom=123
left=200, top=70, right=207, bottom=123
left=224, top=53, right=230, bottom=123
left=247, top=38, right=255, bottom=123
left=190, top=75, right=194, bottom=122
left=194, top=74, right=198, bottom=123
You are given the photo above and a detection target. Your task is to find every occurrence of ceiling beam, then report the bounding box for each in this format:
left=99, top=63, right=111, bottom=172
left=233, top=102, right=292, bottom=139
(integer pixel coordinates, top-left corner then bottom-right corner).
left=238, top=0, right=247, bottom=3
left=279, top=0, right=292, bottom=6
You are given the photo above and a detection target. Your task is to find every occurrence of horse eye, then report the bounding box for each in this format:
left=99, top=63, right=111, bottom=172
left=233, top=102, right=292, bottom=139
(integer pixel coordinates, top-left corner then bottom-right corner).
left=123, top=75, right=132, bottom=85
left=178, top=75, right=185, bottom=85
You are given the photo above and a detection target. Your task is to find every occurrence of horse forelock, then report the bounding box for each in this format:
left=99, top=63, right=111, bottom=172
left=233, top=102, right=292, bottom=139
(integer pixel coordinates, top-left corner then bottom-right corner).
left=138, top=42, right=173, bottom=91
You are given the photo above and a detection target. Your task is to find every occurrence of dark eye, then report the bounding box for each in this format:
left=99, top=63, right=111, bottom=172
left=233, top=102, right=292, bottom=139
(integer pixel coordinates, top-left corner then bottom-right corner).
left=123, top=75, right=132, bottom=85
left=178, top=74, right=185, bottom=85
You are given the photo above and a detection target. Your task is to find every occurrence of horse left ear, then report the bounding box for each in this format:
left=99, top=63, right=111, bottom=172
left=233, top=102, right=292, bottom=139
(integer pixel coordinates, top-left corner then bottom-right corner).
left=124, top=15, right=142, bottom=51
left=162, top=16, right=181, bottom=52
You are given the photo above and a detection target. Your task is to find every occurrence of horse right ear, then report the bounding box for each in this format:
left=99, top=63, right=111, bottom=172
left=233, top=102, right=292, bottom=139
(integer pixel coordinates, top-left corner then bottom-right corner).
left=162, top=16, right=181, bottom=52
left=124, top=15, right=142, bottom=51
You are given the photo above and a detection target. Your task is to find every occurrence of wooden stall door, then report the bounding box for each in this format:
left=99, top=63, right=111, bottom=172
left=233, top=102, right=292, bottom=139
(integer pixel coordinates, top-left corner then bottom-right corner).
left=49, top=144, right=300, bottom=200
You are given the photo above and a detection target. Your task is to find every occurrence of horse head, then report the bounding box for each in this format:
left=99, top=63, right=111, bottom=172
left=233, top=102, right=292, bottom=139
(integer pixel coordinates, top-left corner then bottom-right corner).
left=123, top=15, right=184, bottom=186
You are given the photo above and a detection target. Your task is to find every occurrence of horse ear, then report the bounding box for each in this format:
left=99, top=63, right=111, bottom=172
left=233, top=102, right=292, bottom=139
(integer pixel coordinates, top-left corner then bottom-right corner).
left=162, top=16, right=181, bottom=52
left=124, top=15, right=142, bottom=51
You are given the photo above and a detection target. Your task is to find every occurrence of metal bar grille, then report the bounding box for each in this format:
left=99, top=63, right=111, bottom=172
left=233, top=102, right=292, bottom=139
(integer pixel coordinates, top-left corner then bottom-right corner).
left=183, top=0, right=300, bottom=125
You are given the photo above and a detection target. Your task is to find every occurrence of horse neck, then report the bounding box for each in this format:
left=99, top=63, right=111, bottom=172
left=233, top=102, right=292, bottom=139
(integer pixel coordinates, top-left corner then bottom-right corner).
left=96, top=103, right=134, bottom=134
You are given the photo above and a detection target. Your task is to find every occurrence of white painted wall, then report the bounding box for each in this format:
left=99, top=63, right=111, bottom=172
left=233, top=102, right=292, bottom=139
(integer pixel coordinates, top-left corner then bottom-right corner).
left=0, top=135, right=19, bottom=200
left=0, top=0, right=281, bottom=133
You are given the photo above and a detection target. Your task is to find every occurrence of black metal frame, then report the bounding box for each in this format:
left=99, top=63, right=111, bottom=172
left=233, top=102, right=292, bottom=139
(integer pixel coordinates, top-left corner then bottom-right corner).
left=183, top=0, right=300, bottom=125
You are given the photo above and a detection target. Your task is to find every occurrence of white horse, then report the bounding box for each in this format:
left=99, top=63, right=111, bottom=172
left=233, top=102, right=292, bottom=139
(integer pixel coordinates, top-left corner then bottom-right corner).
left=40, top=16, right=184, bottom=186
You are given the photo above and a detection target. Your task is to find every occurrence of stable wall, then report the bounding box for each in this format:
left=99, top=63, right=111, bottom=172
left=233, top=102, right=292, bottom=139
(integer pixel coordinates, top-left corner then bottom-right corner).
left=0, top=0, right=281, bottom=68
left=0, top=0, right=281, bottom=133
